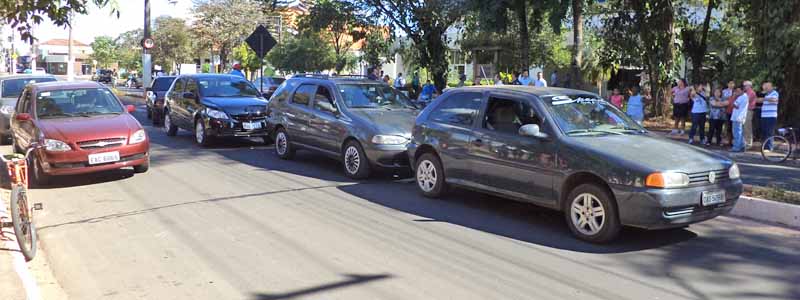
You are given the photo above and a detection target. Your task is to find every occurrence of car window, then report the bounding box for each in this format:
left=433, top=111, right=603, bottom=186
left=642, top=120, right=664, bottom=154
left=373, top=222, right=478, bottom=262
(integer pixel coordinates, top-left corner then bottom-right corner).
left=2, top=77, right=56, bottom=98
left=429, top=92, right=483, bottom=126
left=35, top=88, right=124, bottom=118
left=545, top=95, right=643, bottom=136
left=172, top=78, right=186, bottom=93
left=483, top=96, right=542, bottom=135
left=313, top=86, right=337, bottom=114
left=338, top=84, right=414, bottom=109
left=197, top=77, right=258, bottom=97
left=152, top=77, right=176, bottom=91
left=185, top=79, right=199, bottom=95
left=291, top=84, right=315, bottom=106
left=271, top=80, right=299, bottom=102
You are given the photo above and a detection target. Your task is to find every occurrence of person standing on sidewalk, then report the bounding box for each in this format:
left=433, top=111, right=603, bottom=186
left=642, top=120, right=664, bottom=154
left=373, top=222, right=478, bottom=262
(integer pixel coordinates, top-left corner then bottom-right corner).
left=708, top=87, right=729, bottom=146
left=722, top=80, right=735, bottom=145
left=626, top=86, right=646, bottom=124
left=671, top=79, right=691, bottom=135
left=758, top=82, right=780, bottom=150
left=731, top=86, right=749, bottom=152
left=743, top=80, right=757, bottom=149
left=688, top=87, right=709, bottom=145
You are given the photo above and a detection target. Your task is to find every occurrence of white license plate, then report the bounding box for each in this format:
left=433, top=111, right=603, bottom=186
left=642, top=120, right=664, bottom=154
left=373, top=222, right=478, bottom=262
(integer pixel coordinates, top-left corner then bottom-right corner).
left=88, top=151, right=120, bottom=165
left=701, top=191, right=726, bottom=206
left=243, top=122, right=262, bottom=130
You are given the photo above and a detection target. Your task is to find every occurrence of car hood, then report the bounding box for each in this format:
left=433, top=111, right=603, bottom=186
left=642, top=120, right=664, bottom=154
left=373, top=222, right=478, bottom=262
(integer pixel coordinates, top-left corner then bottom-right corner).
left=202, top=96, right=268, bottom=115
left=39, top=114, right=142, bottom=143
left=568, top=133, right=732, bottom=173
left=349, top=108, right=417, bottom=137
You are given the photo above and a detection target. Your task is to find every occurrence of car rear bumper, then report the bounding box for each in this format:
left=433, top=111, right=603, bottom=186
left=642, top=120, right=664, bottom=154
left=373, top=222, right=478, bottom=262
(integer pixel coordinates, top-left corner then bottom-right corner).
left=365, top=144, right=410, bottom=169
left=612, top=179, right=743, bottom=229
left=39, top=142, right=150, bottom=176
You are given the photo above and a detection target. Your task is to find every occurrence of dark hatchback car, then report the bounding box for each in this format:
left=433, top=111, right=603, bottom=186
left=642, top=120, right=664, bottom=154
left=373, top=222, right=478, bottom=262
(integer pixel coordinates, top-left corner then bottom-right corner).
left=266, top=75, right=418, bottom=179
left=163, top=74, right=270, bottom=146
left=408, top=86, right=742, bottom=243
left=145, top=76, right=177, bottom=124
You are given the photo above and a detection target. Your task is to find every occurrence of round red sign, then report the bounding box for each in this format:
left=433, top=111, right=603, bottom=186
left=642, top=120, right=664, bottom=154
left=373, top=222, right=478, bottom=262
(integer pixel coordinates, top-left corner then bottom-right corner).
left=142, top=38, right=155, bottom=49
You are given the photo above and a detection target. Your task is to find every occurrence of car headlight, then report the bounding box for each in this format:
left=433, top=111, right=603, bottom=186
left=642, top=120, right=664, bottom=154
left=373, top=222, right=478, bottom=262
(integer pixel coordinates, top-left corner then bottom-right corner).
left=371, top=135, right=409, bottom=145
left=206, top=108, right=228, bottom=119
left=44, top=139, right=71, bottom=152
left=729, top=164, right=740, bottom=180
left=645, top=172, right=690, bottom=188
left=129, top=129, right=147, bottom=144
left=0, top=105, right=15, bottom=115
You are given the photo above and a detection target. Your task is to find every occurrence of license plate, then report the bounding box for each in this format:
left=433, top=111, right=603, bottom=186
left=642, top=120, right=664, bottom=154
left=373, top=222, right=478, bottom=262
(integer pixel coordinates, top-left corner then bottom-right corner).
left=701, top=190, right=726, bottom=206
left=88, top=151, right=120, bottom=165
left=243, top=121, right=262, bottom=130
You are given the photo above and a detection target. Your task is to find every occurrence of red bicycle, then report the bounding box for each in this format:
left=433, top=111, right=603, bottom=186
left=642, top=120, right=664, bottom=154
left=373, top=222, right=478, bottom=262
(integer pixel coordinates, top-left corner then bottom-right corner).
left=1, top=144, right=43, bottom=261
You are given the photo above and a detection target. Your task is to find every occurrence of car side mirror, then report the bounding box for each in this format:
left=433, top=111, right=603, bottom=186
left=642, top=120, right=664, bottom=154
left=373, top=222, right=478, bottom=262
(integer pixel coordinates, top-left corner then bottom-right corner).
left=126, top=105, right=136, bottom=113
left=519, top=124, right=548, bottom=139
left=15, top=113, right=31, bottom=121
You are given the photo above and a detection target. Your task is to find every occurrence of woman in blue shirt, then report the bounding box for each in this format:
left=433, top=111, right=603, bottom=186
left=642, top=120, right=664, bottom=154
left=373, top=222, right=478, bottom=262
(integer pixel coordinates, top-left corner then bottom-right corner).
left=625, top=86, right=645, bottom=124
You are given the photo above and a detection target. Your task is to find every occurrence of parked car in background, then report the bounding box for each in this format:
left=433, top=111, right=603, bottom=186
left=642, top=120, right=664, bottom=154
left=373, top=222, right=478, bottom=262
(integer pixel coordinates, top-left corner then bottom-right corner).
left=145, top=76, right=177, bottom=125
left=407, top=86, right=743, bottom=243
left=163, top=74, right=270, bottom=146
left=252, top=76, right=285, bottom=98
left=0, top=74, right=57, bottom=144
left=93, top=69, right=114, bottom=84
left=267, top=75, right=418, bottom=179
left=10, top=81, right=150, bottom=186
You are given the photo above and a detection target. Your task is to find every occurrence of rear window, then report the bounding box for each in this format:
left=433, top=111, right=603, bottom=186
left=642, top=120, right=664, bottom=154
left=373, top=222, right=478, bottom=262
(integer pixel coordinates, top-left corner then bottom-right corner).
left=2, top=77, right=56, bottom=98
left=270, top=77, right=285, bottom=84
left=152, top=77, right=176, bottom=91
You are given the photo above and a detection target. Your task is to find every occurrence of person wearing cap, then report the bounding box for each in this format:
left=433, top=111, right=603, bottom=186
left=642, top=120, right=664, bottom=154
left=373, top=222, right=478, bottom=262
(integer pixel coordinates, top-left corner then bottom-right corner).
left=230, top=63, right=245, bottom=78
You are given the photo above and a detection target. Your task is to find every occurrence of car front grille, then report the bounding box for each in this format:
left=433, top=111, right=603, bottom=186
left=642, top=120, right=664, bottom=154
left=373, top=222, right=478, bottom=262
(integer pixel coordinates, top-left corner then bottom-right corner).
left=688, top=169, right=729, bottom=185
left=231, top=114, right=267, bottom=122
left=77, top=137, right=127, bottom=150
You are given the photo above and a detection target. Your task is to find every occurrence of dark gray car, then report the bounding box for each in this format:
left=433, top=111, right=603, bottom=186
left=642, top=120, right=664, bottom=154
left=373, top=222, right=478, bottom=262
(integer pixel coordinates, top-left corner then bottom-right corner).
left=266, top=75, right=417, bottom=179
left=407, top=86, right=742, bottom=243
left=0, top=74, right=57, bottom=143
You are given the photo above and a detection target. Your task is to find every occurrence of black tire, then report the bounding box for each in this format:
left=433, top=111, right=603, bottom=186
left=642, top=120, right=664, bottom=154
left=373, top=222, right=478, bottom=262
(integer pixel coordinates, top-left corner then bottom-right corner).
left=28, top=155, right=50, bottom=188
left=10, top=186, right=37, bottom=261
left=133, top=156, right=150, bottom=173
left=342, top=140, right=371, bottom=179
left=152, top=109, right=162, bottom=126
left=564, top=183, right=621, bottom=243
left=262, top=135, right=273, bottom=145
left=146, top=106, right=152, bottom=119
left=761, top=135, right=791, bottom=163
left=163, top=110, right=178, bottom=136
left=274, top=128, right=295, bottom=159
left=415, top=153, right=448, bottom=198
left=194, top=120, right=214, bottom=147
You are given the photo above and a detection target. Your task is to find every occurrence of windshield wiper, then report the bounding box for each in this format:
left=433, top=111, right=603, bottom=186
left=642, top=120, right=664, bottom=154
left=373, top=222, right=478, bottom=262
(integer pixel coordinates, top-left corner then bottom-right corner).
left=39, top=112, right=77, bottom=118
left=567, top=129, right=623, bottom=136
left=79, top=111, right=121, bottom=116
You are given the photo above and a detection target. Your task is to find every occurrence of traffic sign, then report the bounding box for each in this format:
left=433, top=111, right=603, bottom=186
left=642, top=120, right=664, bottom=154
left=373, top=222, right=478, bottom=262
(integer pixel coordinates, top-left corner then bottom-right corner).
left=142, top=38, right=155, bottom=49
left=245, top=25, right=277, bottom=59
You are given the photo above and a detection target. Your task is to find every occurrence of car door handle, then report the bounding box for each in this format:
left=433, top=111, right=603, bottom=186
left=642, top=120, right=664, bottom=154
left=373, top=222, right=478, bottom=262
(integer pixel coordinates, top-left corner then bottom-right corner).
left=472, top=139, right=483, bottom=146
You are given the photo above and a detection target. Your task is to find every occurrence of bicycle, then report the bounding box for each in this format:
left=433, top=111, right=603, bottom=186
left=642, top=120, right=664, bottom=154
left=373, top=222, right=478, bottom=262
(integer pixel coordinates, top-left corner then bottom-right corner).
left=0, top=144, right=43, bottom=261
left=761, top=127, right=798, bottom=163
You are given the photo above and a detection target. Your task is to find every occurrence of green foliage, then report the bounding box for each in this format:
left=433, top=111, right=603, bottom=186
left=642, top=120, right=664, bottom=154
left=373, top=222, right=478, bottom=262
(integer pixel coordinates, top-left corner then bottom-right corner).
left=114, top=29, right=143, bottom=73
left=1, top=0, right=118, bottom=43
left=299, top=0, right=366, bottom=72
left=151, top=16, right=192, bottom=74
left=232, top=44, right=263, bottom=76
left=90, top=36, right=118, bottom=68
left=266, top=34, right=336, bottom=73
left=192, top=0, right=268, bottom=67
left=362, top=30, right=393, bottom=68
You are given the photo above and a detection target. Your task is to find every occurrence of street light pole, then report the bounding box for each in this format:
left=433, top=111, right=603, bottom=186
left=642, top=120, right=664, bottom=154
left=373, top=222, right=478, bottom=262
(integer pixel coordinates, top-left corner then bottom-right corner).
left=143, top=0, right=152, bottom=88
left=67, top=12, right=74, bottom=81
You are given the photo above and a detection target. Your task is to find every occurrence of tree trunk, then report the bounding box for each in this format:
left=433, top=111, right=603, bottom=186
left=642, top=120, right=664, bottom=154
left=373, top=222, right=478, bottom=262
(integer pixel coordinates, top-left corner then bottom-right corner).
left=571, top=0, right=584, bottom=89
left=779, top=1, right=800, bottom=126
left=514, top=0, right=530, bottom=71
left=690, top=0, right=715, bottom=83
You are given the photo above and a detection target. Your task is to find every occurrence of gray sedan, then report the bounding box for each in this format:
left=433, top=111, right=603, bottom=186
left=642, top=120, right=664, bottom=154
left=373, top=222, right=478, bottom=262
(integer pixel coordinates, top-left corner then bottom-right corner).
left=407, top=86, right=742, bottom=243
left=0, top=74, right=56, bottom=143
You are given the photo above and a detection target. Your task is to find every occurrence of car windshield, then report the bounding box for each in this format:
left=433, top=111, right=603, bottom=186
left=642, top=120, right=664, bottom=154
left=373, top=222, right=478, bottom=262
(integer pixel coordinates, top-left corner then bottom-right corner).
left=545, top=95, right=644, bottom=136
left=2, top=77, right=56, bottom=98
left=152, top=77, right=176, bottom=91
left=36, top=88, right=124, bottom=118
left=339, top=84, right=414, bottom=109
left=198, top=77, right=259, bottom=97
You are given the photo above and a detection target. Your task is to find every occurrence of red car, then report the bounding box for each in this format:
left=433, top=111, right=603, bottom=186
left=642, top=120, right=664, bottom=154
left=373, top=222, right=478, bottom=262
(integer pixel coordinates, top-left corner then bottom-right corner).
left=10, top=81, right=150, bottom=186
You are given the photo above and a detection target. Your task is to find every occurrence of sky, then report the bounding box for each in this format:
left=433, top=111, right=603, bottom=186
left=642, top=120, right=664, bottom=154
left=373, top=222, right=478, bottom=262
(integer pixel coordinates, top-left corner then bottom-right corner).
left=19, top=0, right=193, bottom=53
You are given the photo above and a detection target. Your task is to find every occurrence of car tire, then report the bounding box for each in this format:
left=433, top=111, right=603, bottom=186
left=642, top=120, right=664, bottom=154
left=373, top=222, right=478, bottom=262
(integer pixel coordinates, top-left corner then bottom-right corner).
left=152, top=109, right=162, bottom=126
left=163, top=110, right=178, bottom=136
left=342, top=140, right=371, bottom=179
left=262, top=135, right=273, bottom=145
left=274, top=128, right=295, bottom=160
left=133, top=156, right=150, bottom=173
left=146, top=106, right=152, bottom=119
left=415, top=153, right=448, bottom=198
left=28, top=155, right=50, bottom=188
left=194, top=120, right=214, bottom=147
left=564, top=183, right=621, bottom=243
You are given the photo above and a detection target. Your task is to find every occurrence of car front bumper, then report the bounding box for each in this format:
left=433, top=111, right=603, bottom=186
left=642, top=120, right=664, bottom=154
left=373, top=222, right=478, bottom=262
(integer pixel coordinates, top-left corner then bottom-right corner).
left=612, top=179, right=743, bottom=230
left=364, top=143, right=410, bottom=169
left=206, top=118, right=269, bottom=138
left=39, top=142, right=150, bottom=176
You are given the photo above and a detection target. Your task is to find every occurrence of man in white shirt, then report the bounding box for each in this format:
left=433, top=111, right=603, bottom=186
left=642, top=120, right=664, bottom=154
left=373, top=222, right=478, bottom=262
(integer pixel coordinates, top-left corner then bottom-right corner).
left=394, top=72, right=405, bottom=89
left=518, top=70, right=532, bottom=86
left=731, top=86, right=749, bottom=152
left=758, top=82, right=780, bottom=150
left=534, top=72, right=548, bottom=87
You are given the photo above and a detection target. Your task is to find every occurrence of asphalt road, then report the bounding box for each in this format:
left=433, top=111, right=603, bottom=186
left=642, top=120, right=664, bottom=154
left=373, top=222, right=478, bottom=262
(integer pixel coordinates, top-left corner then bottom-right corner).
left=23, top=97, right=800, bottom=300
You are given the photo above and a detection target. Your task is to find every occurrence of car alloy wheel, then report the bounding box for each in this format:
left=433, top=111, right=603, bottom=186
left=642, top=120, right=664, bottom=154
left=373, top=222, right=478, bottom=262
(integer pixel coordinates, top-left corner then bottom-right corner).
left=570, top=193, right=606, bottom=236
left=417, top=159, right=437, bottom=192
left=164, top=114, right=172, bottom=132
left=344, top=146, right=360, bottom=175
left=276, top=131, right=288, bottom=155
left=195, top=122, right=205, bottom=144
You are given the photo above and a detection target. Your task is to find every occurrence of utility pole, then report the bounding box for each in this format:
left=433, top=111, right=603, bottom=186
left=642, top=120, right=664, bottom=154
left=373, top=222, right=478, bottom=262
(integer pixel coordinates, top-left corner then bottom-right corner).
left=67, top=12, right=74, bottom=81
left=143, top=0, right=152, bottom=88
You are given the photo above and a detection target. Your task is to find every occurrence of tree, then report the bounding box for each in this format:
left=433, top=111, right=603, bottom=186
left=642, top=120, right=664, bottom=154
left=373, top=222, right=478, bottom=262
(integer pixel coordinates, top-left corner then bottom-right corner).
left=115, top=29, right=143, bottom=73
left=300, top=0, right=366, bottom=72
left=266, top=34, right=336, bottom=73
left=361, top=30, right=393, bottom=68
left=192, top=0, right=266, bottom=69
left=151, top=16, right=192, bottom=74
left=90, top=36, right=118, bottom=68
left=570, top=0, right=586, bottom=88
left=232, top=44, right=262, bottom=78
left=1, top=0, right=117, bottom=43
left=679, top=0, right=717, bottom=83
left=361, top=0, right=467, bottom=91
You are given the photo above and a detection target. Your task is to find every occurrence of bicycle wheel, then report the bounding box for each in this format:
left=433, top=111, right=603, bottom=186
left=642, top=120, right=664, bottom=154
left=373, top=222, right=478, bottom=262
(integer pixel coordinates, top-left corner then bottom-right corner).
left=10, top=186, right=36, bottom=261
left=761, top=135, right=791, bottom=163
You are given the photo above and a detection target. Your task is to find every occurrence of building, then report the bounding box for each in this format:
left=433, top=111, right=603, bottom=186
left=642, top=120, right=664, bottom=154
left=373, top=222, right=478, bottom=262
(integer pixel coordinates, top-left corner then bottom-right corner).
left=38, top=39, right=94, bottom=75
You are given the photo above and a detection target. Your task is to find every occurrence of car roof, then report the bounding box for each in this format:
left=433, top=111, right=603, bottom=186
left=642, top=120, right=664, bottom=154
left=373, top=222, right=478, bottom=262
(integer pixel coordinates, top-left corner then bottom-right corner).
left=447, top=85, right=599, bottom=98
left=287, top=75, right=386, bottom=85
left=0, top=74, right=57, bottom=81
left=179, top=74, right=245, bottom=80
left=30, top=81, right=104, bottom=92
left=154, top=76, right=177, bottom=80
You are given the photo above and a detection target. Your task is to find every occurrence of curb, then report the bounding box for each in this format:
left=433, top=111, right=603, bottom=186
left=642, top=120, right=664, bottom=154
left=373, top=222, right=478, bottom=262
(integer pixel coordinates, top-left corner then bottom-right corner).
left=730, top=196, right=800, bottom=229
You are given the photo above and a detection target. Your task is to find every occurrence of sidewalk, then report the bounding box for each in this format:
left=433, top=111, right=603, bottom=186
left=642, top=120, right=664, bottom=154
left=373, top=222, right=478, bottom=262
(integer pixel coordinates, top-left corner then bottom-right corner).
left=1, top=189, right=33, bottom=300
